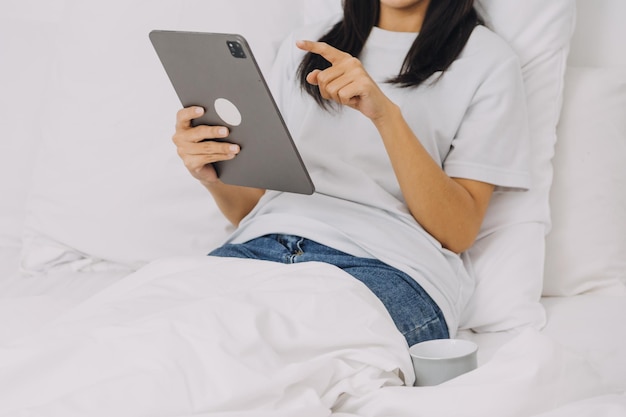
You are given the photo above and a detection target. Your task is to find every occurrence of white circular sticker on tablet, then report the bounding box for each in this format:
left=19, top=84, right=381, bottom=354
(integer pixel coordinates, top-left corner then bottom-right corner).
left=214, top=98, right=242, bottom=126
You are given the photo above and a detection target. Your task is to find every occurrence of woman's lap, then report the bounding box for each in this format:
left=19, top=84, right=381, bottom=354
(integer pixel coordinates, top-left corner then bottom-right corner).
left=209, top=234, right=448, bottom=347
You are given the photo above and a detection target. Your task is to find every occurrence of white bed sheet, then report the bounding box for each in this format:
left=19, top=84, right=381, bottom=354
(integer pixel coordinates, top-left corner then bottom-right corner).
left=0, top=246, right=20, bottom=283
left=459, top=294, right=626, bottom=395
left=541, top=295, right=626, bottom=393
left=0, top=255, right=622, bottom=416
left=0, top=255, right=130, bottom=344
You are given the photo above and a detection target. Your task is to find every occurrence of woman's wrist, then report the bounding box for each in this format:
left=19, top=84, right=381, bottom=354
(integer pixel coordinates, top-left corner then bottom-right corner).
left=370, top=100, right=403, bottom=131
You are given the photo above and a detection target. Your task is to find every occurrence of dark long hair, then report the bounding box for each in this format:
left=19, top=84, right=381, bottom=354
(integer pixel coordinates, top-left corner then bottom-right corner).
left=297, top=0, right=481, bottom=108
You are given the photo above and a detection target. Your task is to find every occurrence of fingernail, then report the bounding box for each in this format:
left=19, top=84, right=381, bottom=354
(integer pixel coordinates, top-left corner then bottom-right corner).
left=219, top=127, right=228, bottom=136
left=229, top=144, right=240, bottom=153
left=195, top=107, right=204, bottom=114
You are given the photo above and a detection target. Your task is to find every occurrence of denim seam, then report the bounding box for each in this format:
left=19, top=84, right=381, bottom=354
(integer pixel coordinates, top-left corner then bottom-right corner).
left=402, top=314, right=448, bottom=340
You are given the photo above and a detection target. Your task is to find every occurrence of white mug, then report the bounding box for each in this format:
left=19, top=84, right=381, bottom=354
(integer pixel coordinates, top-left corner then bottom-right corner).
left=409, top=338, right=478, bottom=386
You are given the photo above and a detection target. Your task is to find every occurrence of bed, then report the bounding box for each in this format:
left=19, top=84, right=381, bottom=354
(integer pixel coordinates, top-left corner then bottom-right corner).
left=0, top=0, right=625, bottom=415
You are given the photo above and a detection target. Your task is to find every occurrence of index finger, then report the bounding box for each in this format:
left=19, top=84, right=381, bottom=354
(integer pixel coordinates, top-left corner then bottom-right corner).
left=176, top=106, right=205, bottom=130
left=296, top=40, right=350, bottom=65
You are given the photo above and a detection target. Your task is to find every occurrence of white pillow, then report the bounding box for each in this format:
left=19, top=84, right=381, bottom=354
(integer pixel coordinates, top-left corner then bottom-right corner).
left=543, top=67, right=626, bottom=296
left=0, top=4, right=64, bottom=249
left=568, top=0, right=626, bottom=68
left=20, top=0, right=313, bottom=272
left=460, top=0, right=576, bottom=332
left=461, top=223, right=548, bottom=332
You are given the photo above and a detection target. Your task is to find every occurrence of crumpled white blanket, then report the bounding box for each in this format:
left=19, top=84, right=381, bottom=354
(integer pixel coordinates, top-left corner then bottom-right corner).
left=0, top=256, right=616, bottom=416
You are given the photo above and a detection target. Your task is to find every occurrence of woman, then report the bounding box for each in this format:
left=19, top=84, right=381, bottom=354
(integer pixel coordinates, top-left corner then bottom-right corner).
left=172, top=0, right=530, bottom=347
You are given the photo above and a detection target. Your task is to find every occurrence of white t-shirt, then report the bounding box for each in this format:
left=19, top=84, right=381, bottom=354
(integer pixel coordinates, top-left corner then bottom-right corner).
left=225, top=17, right=531, bottom=336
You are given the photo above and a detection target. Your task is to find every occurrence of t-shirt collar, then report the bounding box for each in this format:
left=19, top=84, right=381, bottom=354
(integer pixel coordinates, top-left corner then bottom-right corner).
left=369, top=26, right=418, bottom=50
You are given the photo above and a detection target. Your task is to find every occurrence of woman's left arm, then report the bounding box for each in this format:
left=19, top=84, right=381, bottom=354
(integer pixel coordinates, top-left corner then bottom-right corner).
left=373, top=106, right=494, bottom=253
left=297, top=40, right=494, bottom=253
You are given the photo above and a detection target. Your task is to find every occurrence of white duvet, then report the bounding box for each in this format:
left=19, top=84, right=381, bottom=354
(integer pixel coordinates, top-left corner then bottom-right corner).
left=0, top=256, right=619, bottom=416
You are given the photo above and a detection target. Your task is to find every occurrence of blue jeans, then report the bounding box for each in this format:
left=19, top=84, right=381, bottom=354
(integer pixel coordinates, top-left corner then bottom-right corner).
left=209, top=234, right=449, bottom=347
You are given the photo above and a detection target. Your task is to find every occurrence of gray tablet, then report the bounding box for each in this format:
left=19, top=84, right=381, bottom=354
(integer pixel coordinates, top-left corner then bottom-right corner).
left=149, top=30, right=314, bottom=195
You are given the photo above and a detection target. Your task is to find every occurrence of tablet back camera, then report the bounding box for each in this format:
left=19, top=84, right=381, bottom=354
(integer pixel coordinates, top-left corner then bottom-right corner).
left=227, top=40, right=246, bottom=59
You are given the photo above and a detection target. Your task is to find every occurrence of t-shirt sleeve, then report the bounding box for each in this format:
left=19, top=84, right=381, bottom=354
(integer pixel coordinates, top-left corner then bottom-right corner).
left=443, top=54, right=531, bottom=191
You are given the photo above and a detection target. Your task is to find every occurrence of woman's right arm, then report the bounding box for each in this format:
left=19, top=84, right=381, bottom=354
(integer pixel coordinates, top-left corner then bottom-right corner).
left=173, top=106, right=265, bottom=226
